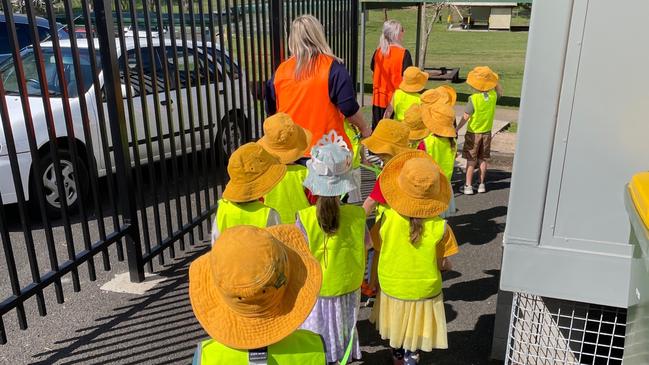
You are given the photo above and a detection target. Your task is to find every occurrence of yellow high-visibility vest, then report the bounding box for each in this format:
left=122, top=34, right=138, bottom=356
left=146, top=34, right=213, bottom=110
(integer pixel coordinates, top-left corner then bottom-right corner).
left=423, top=135, right=456, bottom=181
left=377, top=206, right=445, bottom=300
left=298, top=205, right=366, bottom=297
left=344, top=120, right=362, bottom=169
left=216, top=199, right=270, bottom=232
left=393, top=89, right=422, bottom=121
left=264, top=165, right=310, bottom=224
left=468, top=89, right=497, bottom=133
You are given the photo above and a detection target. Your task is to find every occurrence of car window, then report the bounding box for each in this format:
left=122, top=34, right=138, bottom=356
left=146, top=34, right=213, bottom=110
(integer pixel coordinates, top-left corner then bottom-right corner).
left=164, top=46, right=217, bottom=89
left=0, top=46, right=97, bottom=98
left=119, top=46, right=165, bottom=96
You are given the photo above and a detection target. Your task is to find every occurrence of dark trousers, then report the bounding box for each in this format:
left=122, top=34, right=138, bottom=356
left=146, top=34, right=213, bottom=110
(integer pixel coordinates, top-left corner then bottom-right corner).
left=372, top=105, right=391, bottom=129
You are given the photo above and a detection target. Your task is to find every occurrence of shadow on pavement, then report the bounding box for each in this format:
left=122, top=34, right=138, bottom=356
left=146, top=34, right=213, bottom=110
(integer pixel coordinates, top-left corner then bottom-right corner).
left=29, top=245, right=210, bottom=365
left=444, top=269, right=500, bottom=303
left=448, top=206, right=507, bottom=246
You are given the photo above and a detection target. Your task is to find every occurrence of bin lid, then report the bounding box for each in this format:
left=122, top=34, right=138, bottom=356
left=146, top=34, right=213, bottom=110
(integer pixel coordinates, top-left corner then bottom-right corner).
left=629, top=172, right=649, bottom=229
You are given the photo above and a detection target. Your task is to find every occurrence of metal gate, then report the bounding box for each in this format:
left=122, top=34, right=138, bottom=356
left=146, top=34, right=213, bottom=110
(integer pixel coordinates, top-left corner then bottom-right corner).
left=0, top=0, right=358, bottom=343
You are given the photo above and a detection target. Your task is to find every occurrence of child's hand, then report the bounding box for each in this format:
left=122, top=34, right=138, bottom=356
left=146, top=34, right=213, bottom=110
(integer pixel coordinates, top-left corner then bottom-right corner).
left=440, top=257, right=452, bottom=272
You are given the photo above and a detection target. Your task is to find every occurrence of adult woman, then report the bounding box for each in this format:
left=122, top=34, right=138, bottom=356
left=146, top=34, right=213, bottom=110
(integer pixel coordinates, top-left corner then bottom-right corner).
left=371, top=20, right=413, bottom=127
left=266, top=15, right=370, bottom=156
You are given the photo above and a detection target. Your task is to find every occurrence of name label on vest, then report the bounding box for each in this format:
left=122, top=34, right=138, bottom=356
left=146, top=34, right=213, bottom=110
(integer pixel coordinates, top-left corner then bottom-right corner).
left=248, top=347, right=268, bottom=365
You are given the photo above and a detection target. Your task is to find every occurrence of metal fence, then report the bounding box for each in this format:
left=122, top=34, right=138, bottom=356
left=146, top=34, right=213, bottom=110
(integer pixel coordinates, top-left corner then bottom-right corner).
left=0, top=0, right=359, bottom=343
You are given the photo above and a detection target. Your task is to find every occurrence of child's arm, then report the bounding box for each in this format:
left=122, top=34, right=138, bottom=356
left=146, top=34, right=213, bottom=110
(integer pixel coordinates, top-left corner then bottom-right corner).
left=456, top=113, right=470, bottom=132
left=436, top=223, right=459, bottom=272
left=495, top=82, right=504, bottom=98
left=363, top=196, right=378, bottom=217
left=383, top=95, right=395, bottom=119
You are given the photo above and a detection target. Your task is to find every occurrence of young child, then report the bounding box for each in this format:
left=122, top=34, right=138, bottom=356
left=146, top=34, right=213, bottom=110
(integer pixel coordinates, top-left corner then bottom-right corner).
left=258, top=113, right=312, bottom=223
left=296, top=131, right=370, bottom=364
left=370, top=150, right=459, bottom=365
left=344, top=119, right=364, bottom=203
left=190, top=225, right=326, bottom=364
left=421, top=102, right=458, bottom=218
left=383, top=66, right=429, bottom=121
left=211, top=142, right=285, bottom=243
left=456, top=66, right=503, bottom=195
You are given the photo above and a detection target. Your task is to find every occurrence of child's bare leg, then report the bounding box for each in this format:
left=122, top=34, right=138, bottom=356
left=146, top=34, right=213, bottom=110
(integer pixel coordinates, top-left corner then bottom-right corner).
left=465, top=161, right=475, bottom=187
left=479, top=159, right=488, bottom=184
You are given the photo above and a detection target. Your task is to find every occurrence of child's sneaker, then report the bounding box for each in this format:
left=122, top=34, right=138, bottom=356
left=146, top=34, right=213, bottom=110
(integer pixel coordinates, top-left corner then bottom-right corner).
left=478, top=183, right=486, bottom=193
left=463, top=185, right=474, bottom=195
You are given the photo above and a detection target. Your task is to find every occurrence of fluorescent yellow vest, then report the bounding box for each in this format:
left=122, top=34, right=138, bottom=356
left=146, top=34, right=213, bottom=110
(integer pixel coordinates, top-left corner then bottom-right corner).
left=377, top=206, right=445, bottom=300
left=298, top=205, right=366, bottom=297
left=196, top=330, right=326, bottom=364
left=216, top=199, right=270, bottom=232
left=467, top=90, right=497, bottom=133
left=343, top=120, right=362, bottom=169
left=264, top=165, right=310, bottom=224
left=423, top=135, right=456, bottom=181
left=392, top=89, right=422, bottom=121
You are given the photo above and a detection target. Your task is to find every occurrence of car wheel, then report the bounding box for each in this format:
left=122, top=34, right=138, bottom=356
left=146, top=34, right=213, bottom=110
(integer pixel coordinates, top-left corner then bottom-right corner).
left=32, top=149, right=89, bottom=218
left=218, top=110, right=247, bottom=158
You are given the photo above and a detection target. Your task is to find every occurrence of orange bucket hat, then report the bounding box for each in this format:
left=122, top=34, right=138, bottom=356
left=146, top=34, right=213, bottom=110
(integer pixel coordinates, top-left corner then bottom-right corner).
left=436, top=85, right=457, bottom=106
left=399, top=66, right=429, bottom=93
left=361, top=119, right=411, bottom=157
left=466, top=66, right=499, bottom=92
left=403, top=104, right=430, bottom=141
left=420, top=88, right=451, bottom=106
left=222, top=142, right=287, bottom=202
left=422, top=102, right=457, bottom=138
left=189, top=225, right=322, bottom=350
left=258, top=113, right=312, bottom=164
left=380, top=150, right=451, bottom=218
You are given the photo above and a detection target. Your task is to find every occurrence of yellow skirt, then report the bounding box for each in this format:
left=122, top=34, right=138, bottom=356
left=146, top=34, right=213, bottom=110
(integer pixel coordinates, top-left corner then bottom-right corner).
left=369, top=291, right=448, bottom=352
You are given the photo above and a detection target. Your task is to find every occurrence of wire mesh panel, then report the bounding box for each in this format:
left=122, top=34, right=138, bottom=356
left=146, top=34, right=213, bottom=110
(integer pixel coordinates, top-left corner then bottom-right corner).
left=506, top=292, right=626, bottom=365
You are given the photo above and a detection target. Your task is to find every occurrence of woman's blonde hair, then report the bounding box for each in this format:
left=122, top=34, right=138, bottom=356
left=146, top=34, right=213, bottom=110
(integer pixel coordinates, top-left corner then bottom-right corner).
left=379, top=20, right=403, bottom=55
left=288, top=15, right=341, bottom=79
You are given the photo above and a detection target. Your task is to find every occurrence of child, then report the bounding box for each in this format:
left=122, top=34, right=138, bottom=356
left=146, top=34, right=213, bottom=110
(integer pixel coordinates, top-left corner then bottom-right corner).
left=297, top=131, right=370, bottom=364
left=421, top=102, right=458, bottom=218
left=383, top=66, right=429, bottom=121
left=370, top=150, right=459, bottom=365
left=360, top=119, right=411, bottom=216
left=258, top=113, right=312, bottom=223
left=456, top=66, right=503, bottom=195
left=344, top=119, right=364, bottom=203
left=211, top=142, right=285, bottom=243
left=190, top=225, right=326, bottom=364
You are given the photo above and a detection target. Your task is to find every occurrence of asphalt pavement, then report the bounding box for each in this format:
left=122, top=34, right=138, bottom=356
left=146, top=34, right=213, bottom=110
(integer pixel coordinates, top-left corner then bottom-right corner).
left=0, top=154, right=512, bottom=365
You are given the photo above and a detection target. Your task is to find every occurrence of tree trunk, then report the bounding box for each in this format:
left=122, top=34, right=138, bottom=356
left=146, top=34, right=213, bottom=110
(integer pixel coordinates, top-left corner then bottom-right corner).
left=419, top=5, right=445, bottom=68
left=384, top=8, right=388, bottom=21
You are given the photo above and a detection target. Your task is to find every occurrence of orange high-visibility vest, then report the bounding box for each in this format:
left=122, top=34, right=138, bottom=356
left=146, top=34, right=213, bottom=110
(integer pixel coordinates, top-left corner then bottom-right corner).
left=274, top=54, right=351, bottom=154
left=372, top=45, right=406, bottom=108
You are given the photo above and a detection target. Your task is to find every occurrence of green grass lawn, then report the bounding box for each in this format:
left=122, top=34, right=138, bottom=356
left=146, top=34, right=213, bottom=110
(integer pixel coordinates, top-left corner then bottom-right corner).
left=361, top=7, right=529, bottom=106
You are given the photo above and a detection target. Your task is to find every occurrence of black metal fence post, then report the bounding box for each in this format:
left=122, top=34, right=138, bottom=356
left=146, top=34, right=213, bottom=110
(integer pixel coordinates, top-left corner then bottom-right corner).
left=93, top=0, right=144, bottom=282
left=270, top=0, right=285, bottom=70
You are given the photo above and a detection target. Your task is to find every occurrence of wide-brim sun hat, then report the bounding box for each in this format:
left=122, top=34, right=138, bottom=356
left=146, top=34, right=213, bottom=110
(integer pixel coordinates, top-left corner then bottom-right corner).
left=380, top=150, right=451, bottom=218
left=436, top=85, right=457, bottom=106
left=189, top=225, right=322, bottom=350
left=403, top=104, right=430, bottom=141
left=303, top=130, right=358, bottom=197
left=466, top=66, right=499, bottom=92
left=422, top=102, right=457, bottom=138
left=258, top=113, right=313, bottom=164
left=222, top=142, right=287, bottom=202
left=420, top=88, right=451, bottom=106
left=399, top=66, right=429, bottom=93
left=361, top=119, right=411, bottom=157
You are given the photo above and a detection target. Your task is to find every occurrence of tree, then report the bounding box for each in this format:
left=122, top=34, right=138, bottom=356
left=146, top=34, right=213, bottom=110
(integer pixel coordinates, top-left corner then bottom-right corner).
left=417, top=2, right=448, bottom=68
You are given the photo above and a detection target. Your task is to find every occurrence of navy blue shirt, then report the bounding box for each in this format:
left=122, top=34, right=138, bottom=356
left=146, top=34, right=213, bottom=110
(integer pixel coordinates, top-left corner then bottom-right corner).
left=265, top=60, right=360, bottom=118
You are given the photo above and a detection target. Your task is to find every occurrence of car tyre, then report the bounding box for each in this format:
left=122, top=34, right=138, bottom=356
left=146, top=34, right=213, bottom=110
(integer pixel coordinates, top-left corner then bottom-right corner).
left=217, top=110, right=247, bottom=159
left=31, top=149, right=90, bottom=218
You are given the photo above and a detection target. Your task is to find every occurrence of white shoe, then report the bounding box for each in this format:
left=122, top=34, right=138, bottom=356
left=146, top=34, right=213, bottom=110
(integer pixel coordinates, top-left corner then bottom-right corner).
left=478, top=183, right=486, bottom=193
left=463, top=185, right=474, bottom=195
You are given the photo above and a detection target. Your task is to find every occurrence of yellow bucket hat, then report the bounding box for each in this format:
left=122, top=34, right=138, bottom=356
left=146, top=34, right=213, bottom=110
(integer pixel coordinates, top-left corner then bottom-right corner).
left=422, top=102, right=457, bottom=138
left=361, top=119, right=411, bottom=157
left=222, top=142, right=287, bottom=202
left=466, top=66, right=499, bottom=92
left=403, top=104, right=430, bottom=141
left=420, top=88, right=451, bottom=106
left=258, top=113, right=312, bottom=164
left=436, top=85, right=457, bottom=106
left=399, top=66, right=429, bottom=93
left=189, top=225, right=322, bottom=350
left=380, top=150, right=451, bottom=218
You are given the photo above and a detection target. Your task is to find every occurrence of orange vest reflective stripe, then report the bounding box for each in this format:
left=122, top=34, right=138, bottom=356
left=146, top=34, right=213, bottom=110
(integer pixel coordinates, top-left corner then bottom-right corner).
left=372, top=46, right=406, bottom=108
left=274, top=54, right=351, bottom=154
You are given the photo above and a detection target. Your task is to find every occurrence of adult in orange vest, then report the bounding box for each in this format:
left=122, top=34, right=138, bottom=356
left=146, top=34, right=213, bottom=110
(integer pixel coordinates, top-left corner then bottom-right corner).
left=371, top=20, right=413, bottom=127
left=266, top=15, right=370, bottom=158
left=190, top=225, right=326, bottom=364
